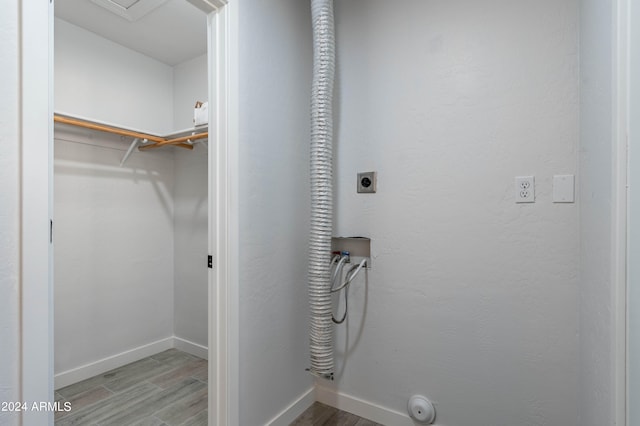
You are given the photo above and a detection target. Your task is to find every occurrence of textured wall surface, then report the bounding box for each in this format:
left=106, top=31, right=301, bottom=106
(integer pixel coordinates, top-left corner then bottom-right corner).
left=0, top=1, right=21, bottom=425
left=630, top=1, right=640, bottom=422
left=173, top=54, right=209, bottom=349
left=237, top=0, right=314, bottom=424
left=328, top=1, right=580, bottom=424
left=54, top=131, right=175, bottom=375
left=173, top=54, right=208, bottom=130
left=578, top=0, right=614, bottom=425
left=55, top=18, right=174, bottom=134
left=174, top=144, right=208, bottom=348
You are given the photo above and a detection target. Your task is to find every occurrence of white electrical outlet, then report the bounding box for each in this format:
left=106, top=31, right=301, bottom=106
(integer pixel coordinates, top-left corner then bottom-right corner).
left=515, top=176, right=535, bottom=203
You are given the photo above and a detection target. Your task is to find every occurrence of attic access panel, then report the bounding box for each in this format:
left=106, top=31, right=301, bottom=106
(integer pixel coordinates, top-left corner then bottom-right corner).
left=91, top=0, right=170, bottom=22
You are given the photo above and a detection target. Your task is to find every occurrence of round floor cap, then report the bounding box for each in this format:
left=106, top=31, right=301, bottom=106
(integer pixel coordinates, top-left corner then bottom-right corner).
left=407, top=395, right=435, bottom=424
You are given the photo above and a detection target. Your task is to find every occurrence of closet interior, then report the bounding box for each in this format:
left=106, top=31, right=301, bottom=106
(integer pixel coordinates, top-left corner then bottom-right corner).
left=52, top=0, right=210, bottom=397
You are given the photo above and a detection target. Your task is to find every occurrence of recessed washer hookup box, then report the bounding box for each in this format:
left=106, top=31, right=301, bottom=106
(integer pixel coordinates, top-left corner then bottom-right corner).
left=331, top=237, right=371, bottom=268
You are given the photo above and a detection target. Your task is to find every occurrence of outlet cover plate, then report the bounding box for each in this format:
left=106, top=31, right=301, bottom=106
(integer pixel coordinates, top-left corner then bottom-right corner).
left=515, top=176, right=535, bottom=203
left=357, top=172, right=377, bottom=193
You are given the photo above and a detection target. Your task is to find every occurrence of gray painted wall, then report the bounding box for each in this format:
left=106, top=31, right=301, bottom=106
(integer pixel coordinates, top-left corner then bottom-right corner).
left=628, top=0, right=640, bottom=422
left=579, top=0, right=615, bottom=424
left=326, top=0, right=580, bottom=424
left=237, top=0, right=314, bottom=423
left=0, top=1, right=21, bottom=425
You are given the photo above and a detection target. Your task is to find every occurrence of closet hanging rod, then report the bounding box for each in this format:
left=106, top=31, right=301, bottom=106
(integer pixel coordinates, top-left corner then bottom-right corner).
left=54, top=114, right=166, bottom=143
left=138, top=131, right=208, bottom=151
left=53, top=114, right=195, bottom=150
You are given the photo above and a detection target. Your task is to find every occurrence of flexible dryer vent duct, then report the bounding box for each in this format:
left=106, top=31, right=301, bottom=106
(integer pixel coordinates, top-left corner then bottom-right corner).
left=308, top=0, right=336, bottom=379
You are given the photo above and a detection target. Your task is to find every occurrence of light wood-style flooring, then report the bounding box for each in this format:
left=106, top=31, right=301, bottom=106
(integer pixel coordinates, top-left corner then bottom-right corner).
left=55, top=350, right=378, bottom=426
left=291, top=402, right=384, bottom=426
left=55, top=349, right=208, bottom=426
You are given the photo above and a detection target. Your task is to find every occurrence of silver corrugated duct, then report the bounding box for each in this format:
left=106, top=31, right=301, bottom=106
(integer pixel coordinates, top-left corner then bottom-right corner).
left=308, top=0, right=336, bottom=379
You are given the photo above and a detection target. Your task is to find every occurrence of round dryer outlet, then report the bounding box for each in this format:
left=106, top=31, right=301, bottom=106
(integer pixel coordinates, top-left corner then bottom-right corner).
left=407, top=395, right=435, bottom=424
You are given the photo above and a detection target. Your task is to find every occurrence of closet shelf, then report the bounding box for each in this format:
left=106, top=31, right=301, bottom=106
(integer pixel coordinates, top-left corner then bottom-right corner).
left=138, top=131, right=208, bottom=151
left=54, top=113, right=209, bottom=166
left=54, top=114, right=167, bottom=143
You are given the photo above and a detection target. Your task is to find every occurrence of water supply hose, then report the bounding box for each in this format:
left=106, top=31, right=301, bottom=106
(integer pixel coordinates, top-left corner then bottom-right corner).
left=308, top=0, right=336, bottom=379
left=331, top=258, right=367, bottom=324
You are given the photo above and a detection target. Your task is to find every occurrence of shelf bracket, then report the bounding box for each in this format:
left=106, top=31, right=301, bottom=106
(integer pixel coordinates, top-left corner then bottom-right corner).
left=120, top=138, right=141, bottom=167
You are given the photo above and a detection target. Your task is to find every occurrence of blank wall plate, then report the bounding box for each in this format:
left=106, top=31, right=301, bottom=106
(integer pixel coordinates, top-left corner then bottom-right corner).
left=553, top=174, right=575, bottom=203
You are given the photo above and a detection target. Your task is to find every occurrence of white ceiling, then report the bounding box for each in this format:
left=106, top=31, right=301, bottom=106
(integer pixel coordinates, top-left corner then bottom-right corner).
left=55, top=0, right=208, bottom=66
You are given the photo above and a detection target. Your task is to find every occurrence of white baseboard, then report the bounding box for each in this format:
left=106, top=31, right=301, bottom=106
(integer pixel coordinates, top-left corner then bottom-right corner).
left=55, top=340, right=415, bottom=426
left=173, top=336, right=208, bottom=360
left=316, top=385, right=415, bottom=426
left=54, top=336, right=208, bottom=389
left=266, top=386, right=316, bottom=426
left=54, top=337, right=174, bottom=389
